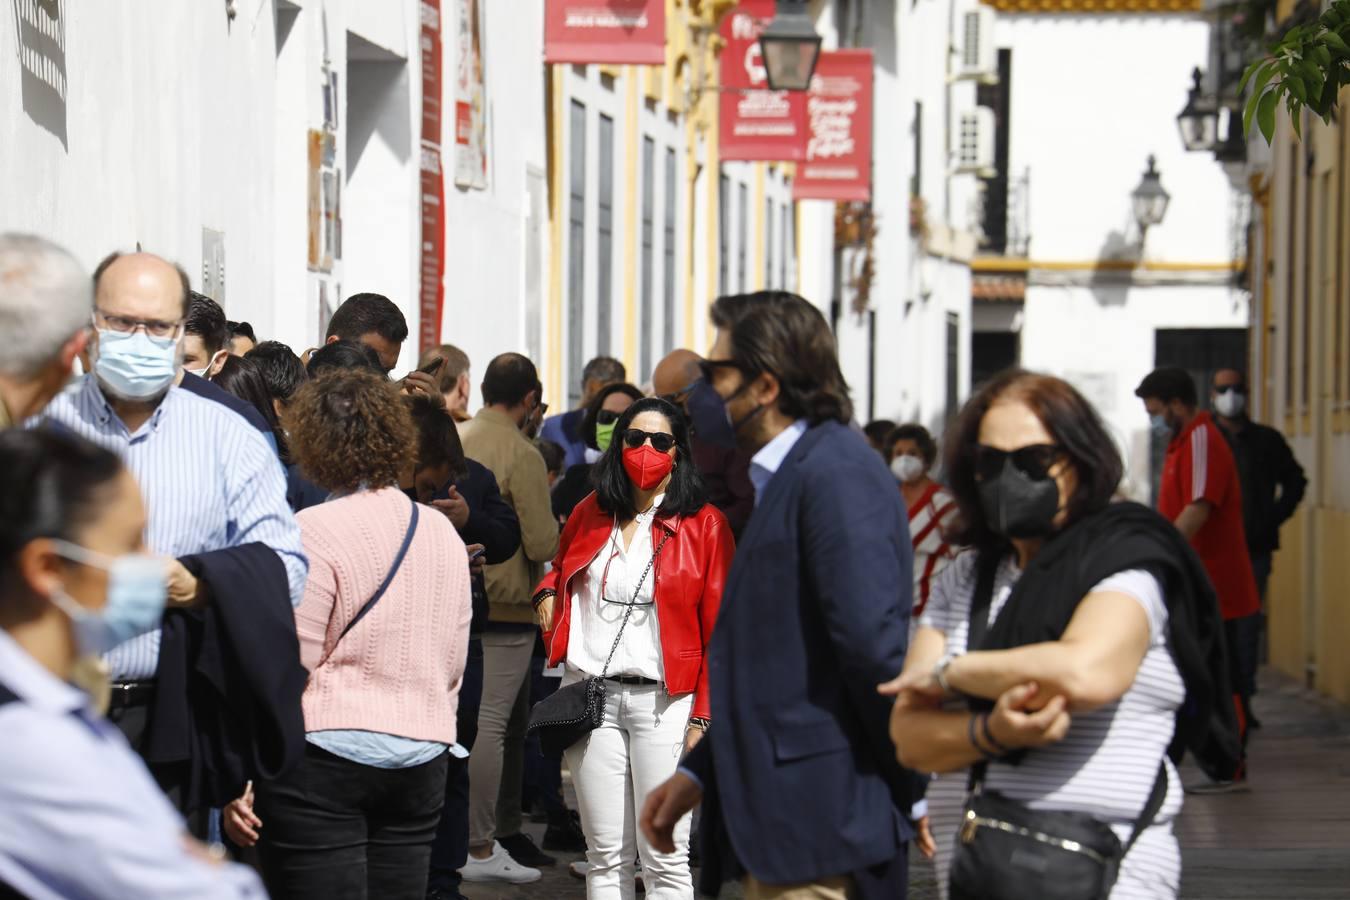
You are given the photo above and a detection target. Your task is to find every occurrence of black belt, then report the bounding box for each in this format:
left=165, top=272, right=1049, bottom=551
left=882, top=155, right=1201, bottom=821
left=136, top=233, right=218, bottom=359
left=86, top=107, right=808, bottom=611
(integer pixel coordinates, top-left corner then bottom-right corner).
left=107, top=680, right=156, bottom=711
left=605, top=675, right=659, bottom=686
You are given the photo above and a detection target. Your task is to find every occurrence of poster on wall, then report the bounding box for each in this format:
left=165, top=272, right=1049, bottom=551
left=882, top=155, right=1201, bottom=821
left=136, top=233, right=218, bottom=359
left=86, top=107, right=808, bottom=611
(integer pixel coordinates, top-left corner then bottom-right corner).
left=307, top=130, right=340, bottom=271
left=420, top=0, right=447, bottom=351
left=794, top=49, right=873, bottom=202
left=544, top=0, right=665, bottom=64
left=719, top=0, right=807, bottom=162
left=454, top=0, right=488, bottom=190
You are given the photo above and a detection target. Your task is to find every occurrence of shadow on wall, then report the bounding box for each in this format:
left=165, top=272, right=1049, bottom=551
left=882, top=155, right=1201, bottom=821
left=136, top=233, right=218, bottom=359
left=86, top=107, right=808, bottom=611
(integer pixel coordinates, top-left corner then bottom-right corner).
left=1087, top=228, right=1134, bottom=308
left=12, top=0, right=67, bottom=150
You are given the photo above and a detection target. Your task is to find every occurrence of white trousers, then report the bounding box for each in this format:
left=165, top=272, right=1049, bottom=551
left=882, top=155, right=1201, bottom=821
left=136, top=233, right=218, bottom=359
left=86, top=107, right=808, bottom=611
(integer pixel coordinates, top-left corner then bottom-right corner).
left=563, top=669, right=694, bottom=900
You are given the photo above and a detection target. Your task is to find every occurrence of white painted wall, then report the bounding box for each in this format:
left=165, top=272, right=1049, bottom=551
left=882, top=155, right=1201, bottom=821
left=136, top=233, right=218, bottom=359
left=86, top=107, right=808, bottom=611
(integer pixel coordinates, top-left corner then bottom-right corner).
left=994, top=13, right=1249, bottom=499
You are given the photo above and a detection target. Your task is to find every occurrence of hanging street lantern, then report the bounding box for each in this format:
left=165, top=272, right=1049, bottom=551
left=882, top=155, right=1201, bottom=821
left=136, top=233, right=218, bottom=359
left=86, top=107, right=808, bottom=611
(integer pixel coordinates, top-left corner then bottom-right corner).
left=1177, top=67, right=1219, bottom=153
left=1131, top=155, right=1171, bottom=231
left=759, top=0, right=823, bottom=91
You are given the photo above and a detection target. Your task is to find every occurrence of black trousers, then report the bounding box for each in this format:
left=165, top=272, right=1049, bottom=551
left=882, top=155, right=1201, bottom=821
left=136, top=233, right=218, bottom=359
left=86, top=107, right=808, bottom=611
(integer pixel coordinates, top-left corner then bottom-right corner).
left=256, top=743, right=448, bottom=900
left=428, top=637, right=485, bottom=893
left=105, top=692, right=210, bottom=838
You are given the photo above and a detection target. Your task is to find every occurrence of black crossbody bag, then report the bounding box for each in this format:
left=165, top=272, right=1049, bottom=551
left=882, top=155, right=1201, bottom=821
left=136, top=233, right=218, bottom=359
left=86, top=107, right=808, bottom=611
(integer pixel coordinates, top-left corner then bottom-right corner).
left=527, top=530, right=671, bottom=757
left=949, top=552, right=1168, bottom=900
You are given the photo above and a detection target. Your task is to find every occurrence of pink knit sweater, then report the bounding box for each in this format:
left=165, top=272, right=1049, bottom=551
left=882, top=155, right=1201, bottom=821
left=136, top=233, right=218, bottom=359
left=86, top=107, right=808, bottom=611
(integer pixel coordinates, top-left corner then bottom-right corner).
left=294, top=488, right=472, bottom=744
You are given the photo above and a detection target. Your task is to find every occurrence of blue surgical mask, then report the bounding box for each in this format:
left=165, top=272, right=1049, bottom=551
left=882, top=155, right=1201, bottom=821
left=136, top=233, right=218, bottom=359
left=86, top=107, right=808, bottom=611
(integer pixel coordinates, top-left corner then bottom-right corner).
left=94, top=329, right=179, bottom=400
left=685, top=380, right=738, bottom=449
left=49, top=540, right=168, bottom=656
left=1149, top=413, right=1172, bottom=440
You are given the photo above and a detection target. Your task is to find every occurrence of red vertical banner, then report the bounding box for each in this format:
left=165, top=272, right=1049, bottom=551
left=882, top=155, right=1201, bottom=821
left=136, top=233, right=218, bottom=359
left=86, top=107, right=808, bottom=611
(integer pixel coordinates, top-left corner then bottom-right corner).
left=719, top=0, right=806, bottom=161
left=794, top=49, right=874, bottom=202
left=419, top=0, right=446, bottom=353
left=544, top=0, right=665, bottom=64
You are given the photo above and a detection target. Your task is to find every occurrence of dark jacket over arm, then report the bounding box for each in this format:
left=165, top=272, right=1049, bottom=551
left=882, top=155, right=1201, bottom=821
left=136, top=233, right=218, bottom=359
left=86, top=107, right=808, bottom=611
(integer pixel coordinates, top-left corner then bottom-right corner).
left=456, top=459, right=522, bottom=566
left=144, top=543, right=308, bottom=812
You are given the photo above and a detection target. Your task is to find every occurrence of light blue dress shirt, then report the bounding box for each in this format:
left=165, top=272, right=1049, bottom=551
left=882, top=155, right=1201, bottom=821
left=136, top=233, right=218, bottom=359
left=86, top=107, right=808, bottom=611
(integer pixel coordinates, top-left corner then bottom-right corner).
left=0, top=631, right=266, bottom=899
left=748, top=419, right=809, bottom=505
left=42, top=376, right=308, bottom=679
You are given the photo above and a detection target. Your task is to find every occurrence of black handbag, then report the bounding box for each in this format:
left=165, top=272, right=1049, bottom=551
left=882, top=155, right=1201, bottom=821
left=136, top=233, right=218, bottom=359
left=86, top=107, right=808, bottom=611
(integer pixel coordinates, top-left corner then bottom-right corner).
left=949, top=552, right=1168, bottom=900
left=527, top=530, right=671, bottom=757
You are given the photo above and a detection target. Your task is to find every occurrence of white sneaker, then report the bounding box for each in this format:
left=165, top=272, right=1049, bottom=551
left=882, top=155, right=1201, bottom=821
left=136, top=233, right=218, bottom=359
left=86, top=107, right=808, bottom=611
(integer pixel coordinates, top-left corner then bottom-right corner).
left=459, top=841, right=543, bottom=884
left=569, top=860, right=590, bottom=880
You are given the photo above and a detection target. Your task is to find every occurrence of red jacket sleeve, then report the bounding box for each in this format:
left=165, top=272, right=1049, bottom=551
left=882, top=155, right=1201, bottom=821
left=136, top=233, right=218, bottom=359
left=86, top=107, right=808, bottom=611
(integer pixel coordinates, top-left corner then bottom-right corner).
left=533, top=498, right=587, bottom=600
left=693, top=508, right=736, bottom=721
left=1187, top=424, right=1232, bottom=508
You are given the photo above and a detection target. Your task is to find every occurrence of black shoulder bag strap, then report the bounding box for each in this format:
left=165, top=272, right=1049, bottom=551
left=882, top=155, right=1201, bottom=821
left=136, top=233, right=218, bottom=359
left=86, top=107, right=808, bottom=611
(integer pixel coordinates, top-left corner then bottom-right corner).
left=337, top=500, right=421, bottom=644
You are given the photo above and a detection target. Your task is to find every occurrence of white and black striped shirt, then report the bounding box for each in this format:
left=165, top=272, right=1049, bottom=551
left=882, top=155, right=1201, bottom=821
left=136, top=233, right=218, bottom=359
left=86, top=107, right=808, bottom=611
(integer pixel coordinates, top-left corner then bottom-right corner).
left=919, top=552, right=1184, bottom=899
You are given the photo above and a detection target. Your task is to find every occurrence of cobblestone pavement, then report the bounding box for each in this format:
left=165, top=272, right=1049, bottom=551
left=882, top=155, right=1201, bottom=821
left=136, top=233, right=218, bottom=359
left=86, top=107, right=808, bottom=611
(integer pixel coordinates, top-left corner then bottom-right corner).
left=463, top=670, right=1349, bottom=899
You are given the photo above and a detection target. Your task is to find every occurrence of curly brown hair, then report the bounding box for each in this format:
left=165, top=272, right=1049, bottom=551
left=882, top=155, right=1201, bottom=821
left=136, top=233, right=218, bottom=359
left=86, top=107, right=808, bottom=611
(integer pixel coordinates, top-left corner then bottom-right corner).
left=283, top=369, right=415, bottom=494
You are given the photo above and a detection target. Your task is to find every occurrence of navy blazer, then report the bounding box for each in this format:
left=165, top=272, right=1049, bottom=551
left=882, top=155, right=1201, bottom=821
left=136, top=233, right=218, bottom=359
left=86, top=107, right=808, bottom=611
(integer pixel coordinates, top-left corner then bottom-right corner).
left=685, top=420, right=916, bottom=890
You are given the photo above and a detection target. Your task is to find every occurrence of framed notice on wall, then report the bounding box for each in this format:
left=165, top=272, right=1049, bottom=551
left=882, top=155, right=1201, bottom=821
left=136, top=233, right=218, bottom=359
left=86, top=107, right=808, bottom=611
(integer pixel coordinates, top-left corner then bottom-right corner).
left=454, top=0, right=488, bottom=190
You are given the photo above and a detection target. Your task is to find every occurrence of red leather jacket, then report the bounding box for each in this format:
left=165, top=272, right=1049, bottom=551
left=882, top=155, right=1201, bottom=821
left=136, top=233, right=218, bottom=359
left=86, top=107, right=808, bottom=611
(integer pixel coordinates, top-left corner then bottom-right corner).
left=535, top=494, right=734, bottom=720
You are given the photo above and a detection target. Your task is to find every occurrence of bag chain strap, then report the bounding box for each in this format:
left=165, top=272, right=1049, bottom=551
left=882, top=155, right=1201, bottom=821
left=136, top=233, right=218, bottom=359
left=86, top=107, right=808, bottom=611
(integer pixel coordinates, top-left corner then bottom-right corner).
left=597, top=528, right=672, bottom=679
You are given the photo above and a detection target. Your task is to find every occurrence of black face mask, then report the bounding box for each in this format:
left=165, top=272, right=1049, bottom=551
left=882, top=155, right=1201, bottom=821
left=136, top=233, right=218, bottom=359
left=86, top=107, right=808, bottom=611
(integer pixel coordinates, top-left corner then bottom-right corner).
left=978, top=458, right=1061, bottom=539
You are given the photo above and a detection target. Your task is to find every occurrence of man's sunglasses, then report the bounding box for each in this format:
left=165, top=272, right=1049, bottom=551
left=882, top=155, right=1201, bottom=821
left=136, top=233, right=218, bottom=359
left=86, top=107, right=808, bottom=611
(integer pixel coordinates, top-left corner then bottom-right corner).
left=697, top=359, right=746, bottom=384
left=974, top=444, right=1063, bottom=482
left=623, top=428, right=676, bottom=453
left=1213, top=385, right=1246, bottom=396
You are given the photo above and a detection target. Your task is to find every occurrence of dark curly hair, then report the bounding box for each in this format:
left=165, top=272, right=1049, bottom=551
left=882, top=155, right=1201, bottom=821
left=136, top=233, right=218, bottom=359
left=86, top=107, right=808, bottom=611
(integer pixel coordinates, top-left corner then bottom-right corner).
left=592, top=397, right=707, bottom=521
left=710, top=291, right=853, bottom=425
left=944, top=369, right=1123, bottom=554
left=283, top=369, right=415, bottom=495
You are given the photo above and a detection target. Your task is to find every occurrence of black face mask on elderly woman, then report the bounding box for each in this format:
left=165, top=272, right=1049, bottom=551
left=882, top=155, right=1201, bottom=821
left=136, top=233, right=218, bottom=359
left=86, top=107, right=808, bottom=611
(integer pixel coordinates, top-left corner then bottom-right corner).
left=976, top=444, right=1063, bottom=539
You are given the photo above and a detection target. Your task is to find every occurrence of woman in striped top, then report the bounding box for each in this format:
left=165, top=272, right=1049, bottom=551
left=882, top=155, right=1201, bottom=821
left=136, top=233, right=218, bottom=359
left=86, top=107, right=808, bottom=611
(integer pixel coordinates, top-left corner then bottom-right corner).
left=882, top=371, right=1205, bottom=900
left=887, top=424, right=959, bottom=624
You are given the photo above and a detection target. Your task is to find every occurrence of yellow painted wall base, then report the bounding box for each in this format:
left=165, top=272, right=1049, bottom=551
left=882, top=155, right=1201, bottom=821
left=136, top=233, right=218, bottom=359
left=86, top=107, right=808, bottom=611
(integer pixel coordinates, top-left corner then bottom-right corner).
left=1268, top=513, right=1306, bottom=682
left=1314, top=508, right=1350, bottom=703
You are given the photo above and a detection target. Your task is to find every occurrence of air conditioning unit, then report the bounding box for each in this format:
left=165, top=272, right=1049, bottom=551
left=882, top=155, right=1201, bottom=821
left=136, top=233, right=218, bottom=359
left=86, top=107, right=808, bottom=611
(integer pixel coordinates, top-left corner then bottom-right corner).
left=958, top=6, right=998, bottom=82
left=954, top=108, right=997, bottom=177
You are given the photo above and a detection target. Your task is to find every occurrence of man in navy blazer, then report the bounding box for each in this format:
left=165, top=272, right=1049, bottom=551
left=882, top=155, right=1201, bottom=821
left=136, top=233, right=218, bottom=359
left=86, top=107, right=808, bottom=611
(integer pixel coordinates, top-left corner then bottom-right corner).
left=642, top=291, right=918, bottom=898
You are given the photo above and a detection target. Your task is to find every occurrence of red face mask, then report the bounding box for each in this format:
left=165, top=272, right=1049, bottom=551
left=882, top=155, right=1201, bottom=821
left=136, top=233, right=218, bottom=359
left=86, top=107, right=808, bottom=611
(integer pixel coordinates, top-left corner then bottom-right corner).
left=622, top=445, right=675, bottom=490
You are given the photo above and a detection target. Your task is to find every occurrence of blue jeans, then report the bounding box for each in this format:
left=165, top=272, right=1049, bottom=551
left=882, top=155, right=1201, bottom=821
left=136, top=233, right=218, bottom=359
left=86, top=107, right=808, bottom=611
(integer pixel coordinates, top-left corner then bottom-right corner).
left=428, top=638, right=484, bottom=894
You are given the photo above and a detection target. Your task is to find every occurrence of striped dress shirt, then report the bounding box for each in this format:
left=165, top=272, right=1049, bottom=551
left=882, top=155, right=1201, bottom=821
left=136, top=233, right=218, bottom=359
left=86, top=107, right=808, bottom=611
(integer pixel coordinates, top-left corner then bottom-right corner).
left=42, top=376, right=307, bottom=679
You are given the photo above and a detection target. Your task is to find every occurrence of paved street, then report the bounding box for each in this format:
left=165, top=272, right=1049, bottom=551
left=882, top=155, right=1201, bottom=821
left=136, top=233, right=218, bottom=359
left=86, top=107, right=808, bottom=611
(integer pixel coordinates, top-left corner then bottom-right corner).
left=463, top=669, right=1350, bottom=899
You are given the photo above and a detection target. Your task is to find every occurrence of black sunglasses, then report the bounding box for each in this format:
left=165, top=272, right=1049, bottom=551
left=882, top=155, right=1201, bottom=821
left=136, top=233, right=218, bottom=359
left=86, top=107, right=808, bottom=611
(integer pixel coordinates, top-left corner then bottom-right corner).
left=596, top=409, right=621, bottom=426
left=623, top=428, right=676, bottom=453
left=697, top=359, right=745, bottom=384
left=975, top=444, right=1063, bottom=482
left=1213, top=385, right=1246, bottom=396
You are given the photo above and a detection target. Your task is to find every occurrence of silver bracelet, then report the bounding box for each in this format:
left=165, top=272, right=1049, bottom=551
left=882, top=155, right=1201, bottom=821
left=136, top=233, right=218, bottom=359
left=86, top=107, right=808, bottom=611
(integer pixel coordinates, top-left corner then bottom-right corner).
left=933, top=653, right=960, bottom=695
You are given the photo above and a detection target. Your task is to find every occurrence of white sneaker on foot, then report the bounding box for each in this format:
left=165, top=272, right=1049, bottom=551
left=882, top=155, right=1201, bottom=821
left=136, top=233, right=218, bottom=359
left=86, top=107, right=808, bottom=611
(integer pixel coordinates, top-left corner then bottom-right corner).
left=459, top=841, right=543, bottom=884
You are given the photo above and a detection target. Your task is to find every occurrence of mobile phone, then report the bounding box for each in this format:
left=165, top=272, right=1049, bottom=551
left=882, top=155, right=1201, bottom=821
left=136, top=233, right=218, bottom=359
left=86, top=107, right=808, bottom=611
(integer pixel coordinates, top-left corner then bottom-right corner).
left=468, top=546, right=486, bottom=562
left=418, top=356, right=446, bottom=376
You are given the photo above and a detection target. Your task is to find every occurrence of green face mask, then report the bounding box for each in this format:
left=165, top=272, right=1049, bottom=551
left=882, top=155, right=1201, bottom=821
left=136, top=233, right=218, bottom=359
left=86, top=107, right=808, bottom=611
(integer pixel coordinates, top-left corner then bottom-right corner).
left=595, top=421, right=617, bottom=453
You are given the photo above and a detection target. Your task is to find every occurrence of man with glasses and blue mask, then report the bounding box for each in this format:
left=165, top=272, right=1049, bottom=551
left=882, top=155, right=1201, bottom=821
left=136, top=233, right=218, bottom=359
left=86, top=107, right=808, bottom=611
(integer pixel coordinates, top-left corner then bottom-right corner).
left=40, top=250, right=308, bottom=825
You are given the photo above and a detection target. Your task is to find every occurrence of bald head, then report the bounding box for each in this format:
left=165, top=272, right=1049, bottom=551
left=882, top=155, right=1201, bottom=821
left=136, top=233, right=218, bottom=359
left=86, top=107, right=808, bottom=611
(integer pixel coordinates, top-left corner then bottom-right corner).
left=652, top=349, right=703, bottom=398
left=93, top=252, right=191, bottom=324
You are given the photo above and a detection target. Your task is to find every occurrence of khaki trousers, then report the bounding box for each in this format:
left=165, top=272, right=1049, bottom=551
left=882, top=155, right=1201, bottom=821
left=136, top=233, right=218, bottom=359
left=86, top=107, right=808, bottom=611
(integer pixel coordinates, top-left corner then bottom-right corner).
left=743, top=874, right=856, bottom=900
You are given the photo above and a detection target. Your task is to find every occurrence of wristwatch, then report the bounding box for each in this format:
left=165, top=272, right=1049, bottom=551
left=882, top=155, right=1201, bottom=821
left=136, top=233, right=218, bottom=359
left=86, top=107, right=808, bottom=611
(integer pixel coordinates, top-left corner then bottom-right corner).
left=932, top=653, right=960, bottom=696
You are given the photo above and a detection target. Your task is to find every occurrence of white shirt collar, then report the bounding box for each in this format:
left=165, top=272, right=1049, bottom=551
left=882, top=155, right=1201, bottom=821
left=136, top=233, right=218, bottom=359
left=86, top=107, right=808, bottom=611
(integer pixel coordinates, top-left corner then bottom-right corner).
left=749, top=419, right=808, bottom=504
left=0, top=628, right=88, bottom=715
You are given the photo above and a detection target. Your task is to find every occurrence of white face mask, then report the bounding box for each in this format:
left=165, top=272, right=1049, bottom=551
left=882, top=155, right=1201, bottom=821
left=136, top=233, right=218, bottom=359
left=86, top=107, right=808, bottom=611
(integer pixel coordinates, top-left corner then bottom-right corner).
left=191, top=350, right=227, bottom=380
left=1214, top=390, right=1247, bottom=418
left=890, top=454, right=927, bottom=484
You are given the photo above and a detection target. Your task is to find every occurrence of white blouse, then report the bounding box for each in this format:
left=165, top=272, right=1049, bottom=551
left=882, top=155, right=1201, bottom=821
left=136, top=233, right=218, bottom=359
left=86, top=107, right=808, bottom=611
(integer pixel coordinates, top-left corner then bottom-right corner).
left=565, top=496, right=665, bottom=682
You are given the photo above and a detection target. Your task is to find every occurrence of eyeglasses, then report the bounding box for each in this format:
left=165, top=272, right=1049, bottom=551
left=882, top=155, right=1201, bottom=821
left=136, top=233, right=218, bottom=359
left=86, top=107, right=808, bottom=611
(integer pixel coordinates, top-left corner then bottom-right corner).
left=697, top=359, right=746, bottom=385
left=600, top=544, right=654, bottom=608
left=623, top=428, right=676, bottom=453
left=93, top=310, right=184, bottom=340
left=974, top=444, right=1063, bottom=482
left=596, top=409, right=621, bottom=426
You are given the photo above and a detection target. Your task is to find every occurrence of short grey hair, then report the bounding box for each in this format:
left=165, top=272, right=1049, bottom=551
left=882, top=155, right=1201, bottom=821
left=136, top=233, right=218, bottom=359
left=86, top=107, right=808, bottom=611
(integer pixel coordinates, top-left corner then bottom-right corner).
left=0, top=234, right=92, bottom=377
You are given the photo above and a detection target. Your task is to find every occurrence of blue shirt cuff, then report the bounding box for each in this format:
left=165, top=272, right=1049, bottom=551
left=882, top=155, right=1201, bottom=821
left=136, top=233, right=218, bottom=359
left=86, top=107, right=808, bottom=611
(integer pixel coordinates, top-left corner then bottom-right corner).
left=677, top=766, right=703, bottom=792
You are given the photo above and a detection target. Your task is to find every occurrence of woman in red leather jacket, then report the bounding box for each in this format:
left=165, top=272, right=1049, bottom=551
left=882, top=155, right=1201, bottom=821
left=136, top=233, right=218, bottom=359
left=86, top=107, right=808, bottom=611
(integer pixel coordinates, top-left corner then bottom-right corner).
left=532, top=396, right=734, bottom=900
